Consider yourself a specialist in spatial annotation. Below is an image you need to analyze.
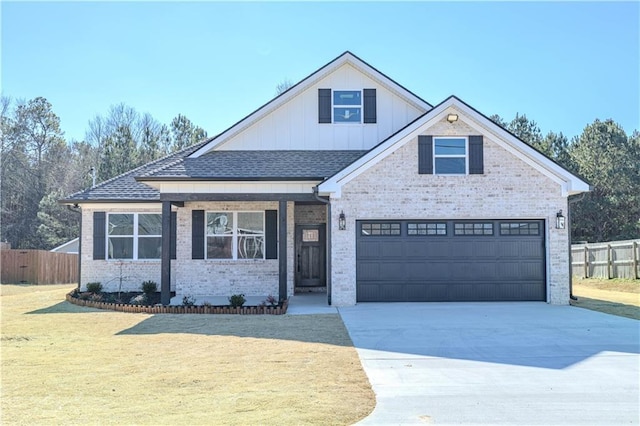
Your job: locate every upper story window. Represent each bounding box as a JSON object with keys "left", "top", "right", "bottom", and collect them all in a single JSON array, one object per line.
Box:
[
  {"left": 107, "top": 213, "right": 161, "bottom": 260},
  {"left": 333, "top": 90, "right": 362, "bottom": 123},
  {"left": 206, "top": 211, "right": 265, "bottom": 260},
  {"left": 318, "top": 88, "right": 376, "bottom": 124},
  {"left": 434, "top": 137, "right": 467, "bottom": 174}
]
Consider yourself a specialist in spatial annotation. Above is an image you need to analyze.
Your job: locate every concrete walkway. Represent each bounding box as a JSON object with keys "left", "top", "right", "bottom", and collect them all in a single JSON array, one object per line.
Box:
[
  {"left": 339, "top": 302, "right": 640, "bottom": 425},
  {"left": 286, "top": 293, "right": 337, "bottom": 315}
]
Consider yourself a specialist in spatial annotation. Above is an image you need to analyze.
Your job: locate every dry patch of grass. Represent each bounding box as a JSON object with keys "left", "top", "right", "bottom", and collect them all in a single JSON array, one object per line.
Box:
[
  {"left": 572, "top": 278, "right": 639, "bottom": 320},
  {"left": 1, "top": 284, "right": 375, "bottom": 425}
]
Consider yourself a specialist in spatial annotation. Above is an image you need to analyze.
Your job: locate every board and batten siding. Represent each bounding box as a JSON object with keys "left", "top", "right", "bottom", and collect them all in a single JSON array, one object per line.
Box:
[{"left": 216, "top": 63, "right": 425, "bottom": 151}]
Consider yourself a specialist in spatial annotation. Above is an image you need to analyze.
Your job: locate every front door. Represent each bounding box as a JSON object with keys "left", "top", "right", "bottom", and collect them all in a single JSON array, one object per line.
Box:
[{"left": 295, "top": 224, "right": 326, "bottom": 288}]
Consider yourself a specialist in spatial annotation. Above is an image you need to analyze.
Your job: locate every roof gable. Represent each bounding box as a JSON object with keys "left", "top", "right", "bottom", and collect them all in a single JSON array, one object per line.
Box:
[
  {"left": 190, "top": 51, "right": 433, "bottom": 157},
  {"left": 318, "top": 96, "right": 590, "bottom": 198}
]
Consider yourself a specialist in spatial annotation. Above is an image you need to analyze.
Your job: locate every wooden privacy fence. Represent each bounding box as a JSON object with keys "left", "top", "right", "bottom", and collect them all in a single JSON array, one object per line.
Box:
[
  {"left": 571, "top": 239, "right": 639, "bottom": 279},
  {"left": 1, "top": 249, "right": 78, "bottom": 284}
]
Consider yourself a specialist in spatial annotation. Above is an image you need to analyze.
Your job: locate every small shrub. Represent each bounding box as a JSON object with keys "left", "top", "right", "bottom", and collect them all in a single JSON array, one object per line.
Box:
[
  {"left": 264, "top": 294, "right": 278, "bottom": 307},
  {"left": 228, "top": 294, "right": 246, "bottom": 308},
  {"left": 202, "top": 301, "right": 212, "bottom": 307},
  {"left": 182, "top": 295, "right": 196, "bottom": 306},
  {"left": 141, "top": 280, "right": 158, "bottom": 295},
  {"left": 89, "top": 293, "right": 103, "bottom": 302},
  {"left": 86, "top": 282, "right": 102, "bottom": 294},
  {"left": 79, "top": 292, "right": 91, "bottom": 301},
  {"left": 129, "top": 294, "right": 147, "bottom": 305}
]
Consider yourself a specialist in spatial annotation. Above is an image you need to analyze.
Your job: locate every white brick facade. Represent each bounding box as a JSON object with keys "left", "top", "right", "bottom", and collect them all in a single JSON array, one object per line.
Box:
[{"left": 329, "top": 117, "right": 570, "bottom": 306}]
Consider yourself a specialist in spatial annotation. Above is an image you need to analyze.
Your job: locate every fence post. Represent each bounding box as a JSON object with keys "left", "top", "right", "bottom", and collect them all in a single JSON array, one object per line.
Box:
[
  {"left": 583, "top": 246, "right": 589, "bottom": 278},
  {"left": 633, "top": 241, "right": 638, "bottom": 280},
  {"left": 607, "top": 244, "right": 612, "bottom": 279}
]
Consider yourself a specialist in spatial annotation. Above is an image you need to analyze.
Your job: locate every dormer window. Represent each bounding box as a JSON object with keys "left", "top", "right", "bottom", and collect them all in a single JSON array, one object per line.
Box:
[
  {"left": 319, "top": 88, "right": 376, "bottom": 124},
  {"left": 333, "top": 91, "right": 362, "bottom": 123}
]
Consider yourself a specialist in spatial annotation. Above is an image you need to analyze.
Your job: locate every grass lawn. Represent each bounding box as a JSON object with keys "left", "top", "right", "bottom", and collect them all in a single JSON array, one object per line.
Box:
[
  {"left": 1, "top": 284, "right": 375, "bottom": 425},
  {"left": 571, "top": 277, "right": 639, "bottom": 320}
]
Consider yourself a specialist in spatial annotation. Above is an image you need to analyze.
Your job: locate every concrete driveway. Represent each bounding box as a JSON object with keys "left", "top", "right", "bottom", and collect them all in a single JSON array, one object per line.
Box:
[{"left": 339, "top": 302, "right": 639, "bottom": 425}]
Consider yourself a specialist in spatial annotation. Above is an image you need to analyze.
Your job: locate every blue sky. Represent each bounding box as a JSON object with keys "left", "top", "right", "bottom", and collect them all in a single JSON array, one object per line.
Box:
[{"left": 2, "top": 2, "right": 638, "bottom": 143}]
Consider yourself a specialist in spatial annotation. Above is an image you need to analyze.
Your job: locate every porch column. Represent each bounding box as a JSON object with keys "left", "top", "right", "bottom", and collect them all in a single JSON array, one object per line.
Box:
[
  {"left": 278, "top": 200, "right": 287, "bottom": 301},
  {"left": 161, "top": 200, "right": 172, "bottom": 305}
]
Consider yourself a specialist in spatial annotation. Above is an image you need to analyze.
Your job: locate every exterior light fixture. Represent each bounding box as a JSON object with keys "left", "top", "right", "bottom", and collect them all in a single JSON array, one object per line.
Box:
[
  {"left": 338, "top": 211, "right": 346, "bottom": 230},
  {"left": 556, "top": 210, "right": 565, "bottom": 229},
  {"left": 446, "top": 113, "right": 459, "bottom": 123}
]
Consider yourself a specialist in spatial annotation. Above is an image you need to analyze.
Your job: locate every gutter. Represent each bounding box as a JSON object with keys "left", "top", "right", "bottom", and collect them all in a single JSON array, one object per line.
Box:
[
  {"left": 568, "top": 192, "right": 588, "bottom": 300},
  {"left": 313, "top": 186, "right": 332, "bottom": 306}
]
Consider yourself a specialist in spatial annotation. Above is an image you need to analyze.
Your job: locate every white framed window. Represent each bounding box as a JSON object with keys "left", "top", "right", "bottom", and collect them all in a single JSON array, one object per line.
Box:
[
  {"left": 434, "top": 137, "right": 468, "bottom": 174},
  {"left": 107, "top": 213, "right": 162, "bottom": 260},
  {"left": 206, "top": 211, "right": 265, "bottom": 260},
  {"left": 333, "top": 90, "right": 361, "bottom": 123}
]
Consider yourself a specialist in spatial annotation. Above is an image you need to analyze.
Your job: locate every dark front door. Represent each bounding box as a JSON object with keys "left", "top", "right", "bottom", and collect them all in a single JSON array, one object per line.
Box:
[{"left": 295, "top": 224, "right": 326, "bottom": 287}]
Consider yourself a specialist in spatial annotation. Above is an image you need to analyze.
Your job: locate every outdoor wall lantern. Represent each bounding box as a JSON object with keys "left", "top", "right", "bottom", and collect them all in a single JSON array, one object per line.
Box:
[
  {"left": 556, "top": 210, "right": 565, "bottom": 229},
  {"left": 446, "top": 113, "right": 459, "bottom": 123},
  {"left": 338, "top": 211, "right": 346, "bottom": 230}
]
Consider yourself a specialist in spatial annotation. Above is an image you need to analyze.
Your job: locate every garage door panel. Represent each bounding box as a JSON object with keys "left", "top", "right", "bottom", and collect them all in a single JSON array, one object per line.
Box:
[
  {"left": 356, "top": 220, "right": 545, "bottom": 302},
  {"left": 405, "top": 240, "right": 450, "bottom": 258}
]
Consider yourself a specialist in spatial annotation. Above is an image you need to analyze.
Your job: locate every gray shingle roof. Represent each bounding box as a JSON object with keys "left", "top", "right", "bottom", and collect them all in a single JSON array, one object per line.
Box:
[
  {"left": 61, "top": 148, "right": 366, "bottom": 203},
  {"left": 139, "top": 150, "right": 367, "bottom": 181},
  {"left": 61, "top": 141, "right": 210, "bottom": 203}
]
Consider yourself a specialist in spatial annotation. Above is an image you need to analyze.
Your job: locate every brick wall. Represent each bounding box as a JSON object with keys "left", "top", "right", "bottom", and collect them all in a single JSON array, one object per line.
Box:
[
  {"left": 174, "top": 201, "right": 295, "bottom": 298},
  {"left": 80, "top": 206, "right": 171, "bottom": 292},
  {"left": 330, "top": 116, "right": 570, "bottom": 306},
  {"left": 81, "top": 201, "right": 296, "bottom": 298}
]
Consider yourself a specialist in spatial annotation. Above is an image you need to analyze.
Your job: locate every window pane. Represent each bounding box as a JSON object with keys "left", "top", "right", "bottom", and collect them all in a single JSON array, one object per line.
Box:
[
  {"left": 333, "top": 91, "right": 361, "bottom": 105},
  {"left": 238, "top": 236, "right": 264, "bottom": 259},
  {"left": 138, "top": 237, "right": 162, "bottom": 259},
  {"left": 434, "top": 138, "right": 466, "bottom": 155},
  {"left": 207, "top": 236, "right": 233, "bottom": 259},
  {"left": 138, "top": 214, "right": 162, "bottom": 236},
  {"left": 109, "top": 214, "right": 133, "bottom": 235},
  {"left": 435, "top": 158, "right": 465, "bottom": 174},
  {"left": 238, "top": 212, "right": 264, "bottom": 235},
  {"left": 334, "top": 108, "right": 361, "bottom": 122},
  {"left": 207, "top": 212, "right": 233, "bottom": 235},
  {"left": 108, "top": 237, "right": 133, "bottom": 259}
]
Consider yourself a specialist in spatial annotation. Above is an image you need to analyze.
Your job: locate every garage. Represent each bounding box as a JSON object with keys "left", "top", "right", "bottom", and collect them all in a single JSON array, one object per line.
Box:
[{"left": 356, "top": 219, "right": 546, "bottom": 302}]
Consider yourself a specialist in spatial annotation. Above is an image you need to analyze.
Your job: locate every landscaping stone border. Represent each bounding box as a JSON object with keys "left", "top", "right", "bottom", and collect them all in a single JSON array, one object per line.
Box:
[{"left": 66, "top": 292, "right": 288, "bottom": 315}]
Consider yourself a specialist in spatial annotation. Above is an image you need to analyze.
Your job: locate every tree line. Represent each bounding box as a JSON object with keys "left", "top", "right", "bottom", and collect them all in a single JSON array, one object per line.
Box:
[
  {"left": 1, "top": 96, "right": 207, "bottom": 249},
  {"left": 1, "top": 96, "right": 638, "bottom": 250}
]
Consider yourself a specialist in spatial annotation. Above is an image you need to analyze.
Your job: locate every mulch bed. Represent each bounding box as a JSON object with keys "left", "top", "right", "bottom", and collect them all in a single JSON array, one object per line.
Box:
[{"left": 66, "top": 291, "right": 288, "bottom": 315}]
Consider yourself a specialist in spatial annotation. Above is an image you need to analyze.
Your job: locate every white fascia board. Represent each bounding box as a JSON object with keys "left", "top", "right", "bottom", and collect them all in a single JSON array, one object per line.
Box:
[
  {"left": 79, "top": 202, "right": 164, "bottom": 210},
  {"left": 451, "top": 101, "right": 590, "bottom": 195},
  {"left": 318, "top": 97, "right": 590, "bottom": 198},
  {"left": 190, "top": 52, "right": 432, "bottom": 158}
]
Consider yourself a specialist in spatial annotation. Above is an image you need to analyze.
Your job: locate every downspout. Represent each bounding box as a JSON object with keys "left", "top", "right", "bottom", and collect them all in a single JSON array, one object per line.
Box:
[
  {"left": 313, "top": 186, "right": 332, "bottom": 305},
  {"left": 568, "top": 192, "right": 587, "bottom": 301},
  {"left": 67, "top": 204, "right": 82, "bottom": 290}
]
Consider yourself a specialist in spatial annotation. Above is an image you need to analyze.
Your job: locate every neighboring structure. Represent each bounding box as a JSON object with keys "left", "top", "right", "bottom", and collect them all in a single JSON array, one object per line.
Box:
[
  {"left": 50, "top": 238, "right": 79, "bottom": 254},
  {"left": 61, "top": 52, "right": 590, "bottom": 306}
]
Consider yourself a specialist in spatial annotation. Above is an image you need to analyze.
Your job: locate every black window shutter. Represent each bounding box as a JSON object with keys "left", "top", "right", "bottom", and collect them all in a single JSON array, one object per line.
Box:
[
  {"left": 363, "top": 89, "right": 377, "bottom": 123},
  {"left": 265, "top": 210, "right": 278, "bottom": 259},
  {"left": 418, "top": 135, "right": 433, "bottom": 174},
  {"left": 93, "top": 212, "right": 106, "bottom": 260},
  {"left": 170, "top": 211, "right": 177, "bottom": 260},
  {"left": 469, "top": 135, "right": 484, "bottom": 174},
  {"left": 318, "top": 89, "right": 331, "bottom": 123},
  {"left": 192, "top": 210, "right": 204, "bottom": 260}
]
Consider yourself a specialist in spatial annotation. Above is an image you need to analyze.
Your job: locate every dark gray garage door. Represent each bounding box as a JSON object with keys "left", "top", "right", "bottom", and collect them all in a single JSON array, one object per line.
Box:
[{"left": 356, "top": 220, "right": 545, "bottom": 302}]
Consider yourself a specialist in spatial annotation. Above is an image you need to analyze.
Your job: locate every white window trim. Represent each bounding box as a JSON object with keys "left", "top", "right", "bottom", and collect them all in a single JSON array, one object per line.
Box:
[
  {"left": 333, "top": 90, "right": 362, "bottom": 124},
  {"left": 433, "top": 136, "right": 469, "bottom": 175},
  {"left": 106, "top": 212, "right": 162, "bottom": 261},
  {"left": 205, "top": 211, "right": 265, "bottom": 260}
]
